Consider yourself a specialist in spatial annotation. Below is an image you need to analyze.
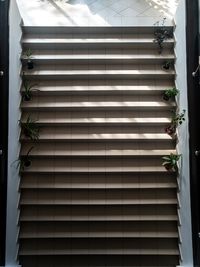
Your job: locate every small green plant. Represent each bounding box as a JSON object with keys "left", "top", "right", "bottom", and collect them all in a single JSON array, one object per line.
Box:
[
  {"left": 13, "top": 146, "right": 34, "bottom": 172},
  {"left": 24, "top": 48, "right": 33, "bottom": 58},
  {"left": 162, "top": 153, "right": 181, "bottom": 172},
  {"left": 162, "top": 60, "right": 173, "bottom": 70},
  {"left": 20, "top": 115, "right": 39, "bottom": 141},
  {"left": 153, "top": 18, "right": 173, "bottom": 54},
  {"left": 165, "top": 109, "right": 186, "bottom": 137},
  {"left": 163, "top": 87, "right": 179, "bottom": 101},
  {"left": 22, "top": 78, "right": 38, "bottom": 101},
  {"left": 23, "top": 49, "right": 34, "bottom": 69},
  {"left": 171, "top": 109, "right": 186, "bottom": 126}
]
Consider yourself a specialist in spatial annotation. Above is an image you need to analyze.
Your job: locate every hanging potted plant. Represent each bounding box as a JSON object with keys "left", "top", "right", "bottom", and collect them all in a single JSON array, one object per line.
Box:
[
  {"left": 19, "top": 146, "right": 34, "bottom": 171},
  {"left": 20, "top": 115, "right": 40, "bottom": 141},
  {"left": 163, "top": 87, "right": 179, "bottom": 101},
  {"left": 22, "top": 78, "right": 38, "bottom": 101},
  {"left": 162, "top": 60, "right": 173, "bottom": 70},
  {"left": 171, "top": 109, "right": 186, "bottom": 126},
  {"left": 23, "top": 48, "right": 34, "bottom": 69},
  {"left": 165, "top": 109, "right": 186, "bottom": 137},
  {"left": 162, "top": 153, "right": 181, "bottom": 172},
  {"left": 13, "top": 146, "right": 34, "bottom": 172},
  {"left": 153, "top": 18, "right": 173, "bottom": 54},
  {"left": 165, "top": 124, "right": 176, "bottom": 137}
]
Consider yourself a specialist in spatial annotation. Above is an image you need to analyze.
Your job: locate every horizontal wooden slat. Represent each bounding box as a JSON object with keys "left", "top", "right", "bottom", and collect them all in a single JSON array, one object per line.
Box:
[
  {"left": 21, "top": 133, "right": 172, "bottom": 142},
  {"left": 20, "top": 173, "right": 176, "bottom": 189},
  {"left": 21, "top": 118, "right": 172, "bottom": 128},
  {"left": 21, "top": 79, "right": 175, "bottom": 96},
  {"left": 18, "top": 156, "right": 172, "bottom": 171},
  {"left": 22, "top": 25, "right": 174, "bottom": 34},
  {"left": 22, "top": 38, "right": 174, "bottom": 50},
  {"left": 21, "top": 144, "right": 176, "bottom": 158},
  {"left": 20, "top": 232, "right": 178, "bottom": 239},
  {"left": 20, "top": 221, "right": 178, "bottom": 239},
  {"left": 20, "top": 141, "right": 175, "bottom": 156},
  {"left": 19, "top": 255, "right": 179, "bottom": 267},
  {"left": 20, "top": 204, "right": 178, "bottom": 222},
  {"left": 20, "top": 188, "right": 177, "bottom": 206},
  {"left": 21, "top": 102, "right": 175, "bottom": 112},
  {"left": 21, "top": 167, "right": 172, "bottom": 174},
  {"left": 23, "top": 71, "right": 175, "bottom": 81},
  {"left": 20, "top": 94, "right": 176, "bottom": 101},
  {"left": 21, "top": 54, "right": 175, "bottom": 66},
  {"left": 19, "top": 238, "right": 179, "bottom": 255}
]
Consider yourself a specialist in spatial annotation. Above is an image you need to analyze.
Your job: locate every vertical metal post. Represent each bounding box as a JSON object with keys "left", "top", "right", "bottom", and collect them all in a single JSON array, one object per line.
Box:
[
  {"left": 186, "top": 0, "right": 200, "bottom": 266},
  {"left": 0, "top": 0, "right": 9, "bottom": 265}
]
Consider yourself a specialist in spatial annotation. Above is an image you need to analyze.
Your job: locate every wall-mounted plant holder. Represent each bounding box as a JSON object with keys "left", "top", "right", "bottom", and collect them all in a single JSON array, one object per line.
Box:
[
  {"left": 23, "top": 48, "right": 34, "bottom": 69},
  {"left": 163, "top": 87, "right": 179, "bottom": 101},
  {"left": 153, "top": 18, "right": 173, "bottom": 54},
  {"left": 12, "top": 146, "right": 34, "bottom": 172},
  {"left": 20, "top": 115, "right": 40, "bottom": 141},
  {"left": 171, "top": 109, "right": 186, "bottom": 126},
  {"left": 21, "top": 73, "right": 38, "bottom": 101},
  {"left": 162, "top": 153, "right": 181, "bottom": 172},
  {"left": 162, "top": 60, "right": 174, "bottom": 71},
  {"left": 165, "top": 109, "right": 186, "bottom": 138}
]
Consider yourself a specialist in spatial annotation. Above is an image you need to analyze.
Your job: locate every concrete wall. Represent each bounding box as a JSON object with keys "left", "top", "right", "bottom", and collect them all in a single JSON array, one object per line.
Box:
[
  {"left": 6, "top": 0, "right": 22, "bottom": 266},
  {"left": 174, "top": 0, "right": 193, "bottom": 266}
]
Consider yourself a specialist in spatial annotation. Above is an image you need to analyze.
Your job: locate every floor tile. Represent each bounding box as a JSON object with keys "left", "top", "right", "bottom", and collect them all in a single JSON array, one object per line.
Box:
[
  {"left": 17, "top": 0, "right": 179, "bottom": 26},
  {"left": 138, "top": 7, "right": 164, "bottom": 17},
  {"left": 88, "top": 1, "right": 106, "bottom": 13},
  {"left": 109, "top": 0, "right": 129, "bottom": 13},
  {"left": 98, "top": 7, "right": 119, "bottom": 18},
  {"left": 119, "top": 7, "right": 141, "bottom": 17}
]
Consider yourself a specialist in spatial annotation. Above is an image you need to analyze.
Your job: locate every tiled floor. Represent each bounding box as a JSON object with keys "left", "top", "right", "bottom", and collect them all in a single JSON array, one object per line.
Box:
[{"left": 17, "top": 0, "right": 179, "bottom": 26}]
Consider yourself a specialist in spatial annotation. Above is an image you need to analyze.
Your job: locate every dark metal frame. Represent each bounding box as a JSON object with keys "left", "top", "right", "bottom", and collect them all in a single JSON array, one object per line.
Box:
[
  {"left": 0, "top": 0, "right": 199, "bottom": 265},
  {"left": 186, "top": 0, "right": 200, "bottom": 266},
  {"left": 0, "top": 0, "right": 9, "bottom": 265}
]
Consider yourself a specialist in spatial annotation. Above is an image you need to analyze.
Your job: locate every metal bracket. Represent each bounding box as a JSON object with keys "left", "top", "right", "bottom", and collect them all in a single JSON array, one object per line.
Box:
[
  {"left": 192, "top": 57, "right": 200, "bottom": 77},
  {"left": 192, "top": 65, "right": 200, "bottom": 77}
]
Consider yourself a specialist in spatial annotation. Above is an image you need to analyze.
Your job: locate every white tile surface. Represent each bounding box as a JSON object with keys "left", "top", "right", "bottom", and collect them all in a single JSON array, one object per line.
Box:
[
  {"left": 97, "top": 6, "right": 119, "bottom": 17},
  {"left": 109, "top": 0, "right": 128, "bottom": 13},
  {"left": 16, "top": 0, "right": 179, "bottom": 26},
  {"left": 120, "top": 7, "right": 140, "bottom": 17}
]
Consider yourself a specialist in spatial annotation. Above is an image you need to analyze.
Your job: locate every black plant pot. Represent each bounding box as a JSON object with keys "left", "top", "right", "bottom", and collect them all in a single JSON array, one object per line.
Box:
[
  {"left": 162, "top": 64, "right": 170, "bottom": 70},
  {"left": 164, "top": 164, "right": 177, "bottom": 173},
  {"left": 23, "top": 94, "right": 31, "bottom": 101},
  {"left": 164, "top": 164, "right": 174, "bottom": 172},
  {"left": 24, "top": 159, "right": 31, "bottom": 168},
  {"left": 163, "top": 93, "right": 170, "bottom": 101},
  {"left": 23, "top": 128, "right": 30, "bottom": 138},
  {"left": 165, "top": 164, "right": 172, "bottom": 172},
  {"left": 27, "top": 60, "right": 34, "bottom": 69}
]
